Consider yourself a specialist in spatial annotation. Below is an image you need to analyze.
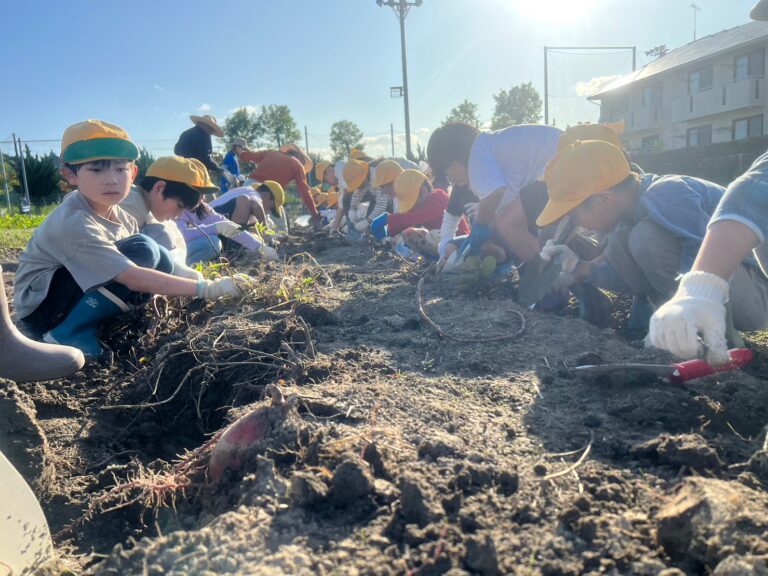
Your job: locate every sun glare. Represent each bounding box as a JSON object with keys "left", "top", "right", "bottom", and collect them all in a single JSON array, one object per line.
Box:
[{"left": 511, "top": 0, "right": 596, "bottom": 24}]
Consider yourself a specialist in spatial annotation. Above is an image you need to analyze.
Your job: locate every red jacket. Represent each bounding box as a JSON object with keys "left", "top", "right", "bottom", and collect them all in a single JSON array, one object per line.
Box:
[
  {"left": 240, "top": 150, "right": 316, "bottom": 216},
  {"left": 388, "top": 189, "right": 470, "bottom": 236}
]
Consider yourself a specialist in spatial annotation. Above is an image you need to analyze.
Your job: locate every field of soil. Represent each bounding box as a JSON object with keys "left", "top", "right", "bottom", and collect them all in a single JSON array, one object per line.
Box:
[{"left": 2, "top": 231, "right": 768, "bottom": 576}]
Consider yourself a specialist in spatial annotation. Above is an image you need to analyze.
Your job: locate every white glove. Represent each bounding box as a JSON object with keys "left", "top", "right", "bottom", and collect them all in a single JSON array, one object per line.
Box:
[
  {"left": 539, "top": 239, "right": 580, "bottom": 274},
  {"left": 215, "top": 220, "right": 243, "bottom": 239},
  {"left": 173, "top": 263, "right": 203, "bottom": 281},
  {"left": 464, "top": 202, "right": 479, "bottom": 220},
  {"left": 201, "top": 275, "right": 251, "bottom": 300},
  {"left": 354, "top": 218, "right": 370, "bottom": 233},
  {"left": 439, "top": 251, "right": 465, "bottom": 274},
  {"left": 647, "top": 271, "right": 730, "bottom": 365},
  {"left": 259, "top": 245, "right": 278, "bottom": 262}
]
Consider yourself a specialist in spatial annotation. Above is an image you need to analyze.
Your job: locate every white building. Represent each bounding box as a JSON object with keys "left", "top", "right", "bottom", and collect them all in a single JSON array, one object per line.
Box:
[{"left": 589, "top": 21, "right": 768, "bottom": 154}]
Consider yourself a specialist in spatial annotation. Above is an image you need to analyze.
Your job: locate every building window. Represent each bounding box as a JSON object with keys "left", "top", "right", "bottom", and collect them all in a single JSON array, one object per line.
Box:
[
  {"left": 687, "top": 124, "right": 712, "bottom": 146},
  {"left": 641, "top": 82, "right": 663, "bottom": 107},
  {"left": 735, "top": 49, "right": 765, "bottom": 81},
  {"left": 688, "top": 65, "right": 713, "bottom": 93},
  {"left": 733, "top": 114, "right": 764, "bottom": 140},
  {"left": 641, "top": 134, "right": 661, "bottom": 152}
]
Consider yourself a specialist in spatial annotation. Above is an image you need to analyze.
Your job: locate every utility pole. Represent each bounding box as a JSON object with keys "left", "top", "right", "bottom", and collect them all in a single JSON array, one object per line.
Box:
[
  {"left": 691, "top": 3, "right": 701, "bottom": 41},
  {"left": 0, "top": 146, "right": 10, "bottom": 213},
  {"left": 390, "top": 123, "right": 395, "bottom": 156},
  {"left": 12, "top": 134, "right": 30, "bottom": 213},
  {"left": 377, "top": 0, "right": 422, "bottom": 161},
  {"left": 304, "top": 125, "right": 309, "bottom": 156}
]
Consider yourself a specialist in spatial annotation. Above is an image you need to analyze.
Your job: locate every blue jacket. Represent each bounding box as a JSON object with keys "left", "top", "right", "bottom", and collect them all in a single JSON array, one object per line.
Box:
[{"left": 220, "top": 150, "right": 240, "bottom": 192}]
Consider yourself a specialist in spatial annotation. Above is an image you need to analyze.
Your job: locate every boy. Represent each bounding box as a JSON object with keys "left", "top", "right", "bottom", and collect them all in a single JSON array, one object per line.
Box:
[
  {"left": 119, "top": 155, "right": 217, "bottom": 279},
  {"left": 427, "top": 122, "right": 562, "bottom": 263},
  {"left": 14, "top": 120, "right": 249, "bottom": 358},
  {"left": 370, "top": 170, "right": 469, "bottom": 257},
  {"left": 208, "top": 181, "right": 285, "bottom": 230},
  {"left": 536, "top": 140, "right": 768, "bottom": 333}
]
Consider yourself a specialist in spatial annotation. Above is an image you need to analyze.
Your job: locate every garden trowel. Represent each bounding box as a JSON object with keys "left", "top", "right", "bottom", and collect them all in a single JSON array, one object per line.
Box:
[
  {"left": 574, "top": 348, "right": 753, "bottom": 383},
  {"left": 518, "top": 216, "right": 576, "bottom": 307}
]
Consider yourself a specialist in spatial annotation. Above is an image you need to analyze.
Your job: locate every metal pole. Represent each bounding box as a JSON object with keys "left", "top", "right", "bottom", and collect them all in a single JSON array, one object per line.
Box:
[
  {"left": 391, "top": 123, "right": 395, "bottom": 156},
  {"left": 15, "top": 136, "right": 31, "bottom": 213},
  {"left": 544, "top": 47, "right": 549, "bottom": 125},
  {"left": 398, "top": 2, "right": 413, "bottom": 160},
  {"left": 0, "top": 146, "right": 11, "bottom": 214},
  {"left": 632, "top": 46, "right": 637, "bottom": 71},
  {"left": 304, "top": 125, "right": 309, "bottom": 155}
]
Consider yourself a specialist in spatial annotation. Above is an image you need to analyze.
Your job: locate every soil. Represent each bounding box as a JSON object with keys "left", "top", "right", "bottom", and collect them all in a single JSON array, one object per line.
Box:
[{"left": 1, "top": 231, "right": 768, "bottom": 576}]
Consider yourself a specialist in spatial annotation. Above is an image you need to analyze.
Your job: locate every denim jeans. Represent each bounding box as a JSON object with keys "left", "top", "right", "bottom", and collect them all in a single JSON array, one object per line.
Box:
[
  {"left": 186, "top": 235, "right": 222, "bottom": 265},
  {"left": 20, "top": 234, "right": 173, "bottom": 336}
]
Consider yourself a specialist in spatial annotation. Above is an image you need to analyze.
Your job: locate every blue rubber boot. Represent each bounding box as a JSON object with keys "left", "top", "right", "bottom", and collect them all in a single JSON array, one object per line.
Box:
[{"left": 43, "top": 288, "right": 130, "bottom": 358}]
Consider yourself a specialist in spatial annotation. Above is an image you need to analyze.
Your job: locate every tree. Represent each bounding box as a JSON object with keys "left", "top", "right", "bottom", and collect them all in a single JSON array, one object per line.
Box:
[
  {"left": 645, "top": 45, "right": 669, "bottom": 59},
  {"left": 16, "top": 147, "right": 61, "bottom": 205},
  {"left": 329, "top": 120, "right": 364, "bottom": 161},
  {"left": 223, "top": 107, "right": 264, "bottom": 148},
  {"left": 257, "top": 105, "right": 301, "bottom": 149},
  {"left": 444, "top": 99, "right": 481, "bottom": 128},
  {"left": 135, "top": 147, "right": 155, "bottom": 180},
  {"left": 491, "top": 82, "right": 543, "bottom": 130}
]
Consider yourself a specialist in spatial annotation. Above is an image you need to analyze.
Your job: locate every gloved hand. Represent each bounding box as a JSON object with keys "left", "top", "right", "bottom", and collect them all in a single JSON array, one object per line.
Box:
[
  {"left": 201, "top": 275, "right": 252, "bottom": 300},
  {"left": 370, "top": 213, "right": 389, "bottom": 241},
  {"left": 354, "top": 218, "right": 370, "bottom": 233},
  {"left": 540, "top": 240, "right": 581, "bottom": 289},
  {"left": 460, "top": 222, "right": 492, "bottom": 256},
  {"left": 464, "top": 202, "right": 479, "bottom": 221},
  {"left": 647, "top": 271, "right": 731, "bottom": 365},
  {"left": 259, "top": 245, "right": 279, "bottom": 262},
  {"left": 439, "top": 250, "right": 464, "bottom": 274},
  {"left": 215, "top": 220, "right": 243, "bottom": 239}
]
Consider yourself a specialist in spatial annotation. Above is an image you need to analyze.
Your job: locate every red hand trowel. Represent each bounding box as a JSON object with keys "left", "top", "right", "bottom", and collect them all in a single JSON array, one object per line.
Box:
[{"left": 574, "top": 348, "right": 753, "bottom": 383}]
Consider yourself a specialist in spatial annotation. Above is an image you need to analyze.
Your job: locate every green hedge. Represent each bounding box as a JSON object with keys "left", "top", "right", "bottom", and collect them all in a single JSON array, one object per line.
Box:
[{"left": 633, "top": 135, "right": 768, "bottom": 185}]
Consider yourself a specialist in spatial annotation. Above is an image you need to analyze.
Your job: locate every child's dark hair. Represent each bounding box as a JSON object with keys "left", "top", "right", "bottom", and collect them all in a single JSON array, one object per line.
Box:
[
  {"left": 256, "top": 183, "right": 273, "bottom": 196},
  {"left": 64, "top": 159, "right": 131, "bottom": 174},
  {"left": 140, "top": 176, "right": 202, "bottom": 209},
  {"left": 426, "top": 123, "right": 480, "bottom": 175}
]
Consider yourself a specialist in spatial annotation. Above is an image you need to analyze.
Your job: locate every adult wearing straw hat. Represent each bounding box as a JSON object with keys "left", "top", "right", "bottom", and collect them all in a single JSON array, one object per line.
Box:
[{"left": 174, "top": 114, "right": 225, "bottom": 173}]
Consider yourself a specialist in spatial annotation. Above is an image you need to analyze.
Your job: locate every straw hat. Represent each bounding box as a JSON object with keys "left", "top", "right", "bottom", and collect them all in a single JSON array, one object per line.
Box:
[
  {"left": 190, "top": 115, "right": 224, "bottom": 138},
  {"left": 280, "top": 143, "right": 313, "bottom": 174}
]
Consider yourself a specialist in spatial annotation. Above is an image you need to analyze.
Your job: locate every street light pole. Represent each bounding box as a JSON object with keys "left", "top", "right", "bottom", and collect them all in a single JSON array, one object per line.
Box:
[{"left": 377, "top": 0, "right": 422, "bottom": 160}]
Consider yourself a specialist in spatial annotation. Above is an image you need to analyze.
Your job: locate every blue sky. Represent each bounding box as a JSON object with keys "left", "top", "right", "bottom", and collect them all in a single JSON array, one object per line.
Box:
[{"left": 0, "top": 0, "right": 758, "bottom": 160}]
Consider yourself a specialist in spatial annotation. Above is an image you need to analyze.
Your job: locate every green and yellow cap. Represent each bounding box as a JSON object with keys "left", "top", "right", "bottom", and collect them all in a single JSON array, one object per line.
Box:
[{"left": 61, "top": 119, "right": 139, "bottom": 165}]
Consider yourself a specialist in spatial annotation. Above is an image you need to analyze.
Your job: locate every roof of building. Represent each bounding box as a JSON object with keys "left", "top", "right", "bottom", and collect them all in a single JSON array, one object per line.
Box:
[{"left": 589, "top": 20, "right": 768, "bottom": 99}]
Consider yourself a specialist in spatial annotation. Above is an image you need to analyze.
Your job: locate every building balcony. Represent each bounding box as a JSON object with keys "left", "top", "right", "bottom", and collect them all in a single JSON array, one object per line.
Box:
[{"left": 671, "top": 77, "right": 765, "bottom": 122}]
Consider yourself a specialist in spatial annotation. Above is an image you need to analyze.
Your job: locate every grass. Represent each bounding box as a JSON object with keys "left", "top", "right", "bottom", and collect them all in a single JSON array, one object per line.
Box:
[
  {"left": 0, "top": 209, "right": 55, "bottom": 251},
  {"left": 0, "top": 228, "right": 35, "bottom": 250}
]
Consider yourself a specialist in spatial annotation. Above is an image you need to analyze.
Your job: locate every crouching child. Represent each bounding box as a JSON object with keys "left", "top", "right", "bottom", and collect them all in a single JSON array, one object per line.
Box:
[{"left": 14, "top": 120, "right": 251, "bottom": 359}]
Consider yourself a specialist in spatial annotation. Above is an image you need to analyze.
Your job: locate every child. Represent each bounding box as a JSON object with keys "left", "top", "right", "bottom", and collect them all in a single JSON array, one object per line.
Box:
[
  {"left": 344, "top": 159, "right": 389, "bottom": 235},
  {"left": 220, "top": 137, "right": 249, "bottom": 193},
  {"left": 14, "top": 120, "right": 249, "bottom": 358},
  {"left": 370, "top": 170, "right": 469, "bottom": 257},
  {"left": 315, "top": 161, "right": 337, "bottom": 189},
  {"left": 176, "top": 198, "right": 278, "bottom": 265},
  {"left": 536, "top": 140, "right": 768, "bottom": 334},
  {"left": 427, "top": 123, "right": 562, "bottom": 264},
  {"left": 208, "top": 181, "right": 285, "bottom": 230},
  {"left": 240, "top": 144, "right": 322, "bottom": 230},
  {"left": 119, "top": 155, "right": 217, "bottom": 280}
]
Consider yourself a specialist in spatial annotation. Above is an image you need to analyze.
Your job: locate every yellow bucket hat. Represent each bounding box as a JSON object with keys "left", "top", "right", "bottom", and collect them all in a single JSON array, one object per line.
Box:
[
  {"left": 253, "top": 180, "right": 285, "bottom": 217},
  {"left": 343, "top": 159, "right": 369, "bottom": 192},
  {"left": 61, "top": 119, "right": 139, "bottom": 165},
  {"left": 348, "top": 148, "right": 370, "bottom": 161},
  {"left": 190, "top": 114, "right": 224, "bottom": 138},
  {"left": 394, "top": 169, "right": 428, "bottom": 213},
  {"left": 373, "top": 159, "right": 404, "bottom": 188},
  {"left": 315, "top": 161, "right": 331, "bottom": 183},
  {"left": 537, "top": 140, "right": 630, "bottom": 227},
  {"left": 146, "top": 156, "right": 219, "bottom": 193},
  {"left": 558, "top": 122, "right": 624, "bottom": 151},
  {"left": 326, "top": 188, "right": 340, "bottom": 208}
]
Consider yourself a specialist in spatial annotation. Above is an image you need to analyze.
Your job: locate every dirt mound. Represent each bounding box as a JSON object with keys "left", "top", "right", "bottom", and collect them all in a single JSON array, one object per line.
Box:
[{"left": 4, "top": 234, "right": 768, "bottom": 575}]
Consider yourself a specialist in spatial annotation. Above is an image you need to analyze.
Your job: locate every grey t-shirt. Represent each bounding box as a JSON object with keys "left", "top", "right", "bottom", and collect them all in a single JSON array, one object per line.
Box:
[{"left": 14, "top": 191, "right": 138, "bottom": 319}]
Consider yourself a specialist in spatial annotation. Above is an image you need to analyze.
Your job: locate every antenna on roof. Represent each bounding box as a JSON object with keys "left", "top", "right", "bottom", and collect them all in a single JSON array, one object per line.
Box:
[{"left": 691, "top": 3, "right": 701, "bottom": 41}]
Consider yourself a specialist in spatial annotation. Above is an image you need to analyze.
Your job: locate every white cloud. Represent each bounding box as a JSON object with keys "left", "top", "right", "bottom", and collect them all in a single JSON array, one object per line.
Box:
[
  {"left": 197, "top": 103, "right": 212, "bottom": 112},
  {"left": 572, "top": 75, "right": 624, "bottom": 97},
  {"left": 153, "top": 84, "right": 163, "bottom": 91},
  {"left": 227, "top": 105, "right": 260, "bottom": 116}
]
